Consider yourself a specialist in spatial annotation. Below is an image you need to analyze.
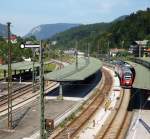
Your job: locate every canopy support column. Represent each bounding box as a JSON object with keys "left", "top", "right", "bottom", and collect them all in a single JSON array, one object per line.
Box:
[
  {"left": 19, "top": 70, "right": 22, "bottom": 83},
  {"left": 14, "top": 70, "right": 16, "bottom": 75},
  {"left": 4, "top": 70, "right": 6, "bottom": 81},
  {"left": 58, "top": 82, "right": 63, "bottom": 100}
]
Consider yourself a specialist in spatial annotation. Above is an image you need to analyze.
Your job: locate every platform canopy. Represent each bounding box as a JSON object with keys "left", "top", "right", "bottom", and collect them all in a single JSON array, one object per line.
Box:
[
  {"left": 0, "top": 61, "right": 52, "bottom": 71},
  {"left": 131, "top": 57, "right": 150, "bottom": 69},
  {"left": 127, "top": 61, "right": 150, "bottom": 90},
  {"left": 139, "top": 57, "right": 150, "bottom": 63},
  {"left": 44, "top": 57, "right": 102, "bottom": 82}
]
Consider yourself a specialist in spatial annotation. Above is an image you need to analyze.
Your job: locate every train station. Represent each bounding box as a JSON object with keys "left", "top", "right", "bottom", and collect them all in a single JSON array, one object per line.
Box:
[{"left": 0, "top": 2, "right": 150, "bottom": 139}]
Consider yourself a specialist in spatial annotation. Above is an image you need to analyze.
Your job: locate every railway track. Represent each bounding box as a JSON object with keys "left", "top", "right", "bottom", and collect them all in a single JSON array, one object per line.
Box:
[
  {"left": 0, "top": 81, "right": 58, "bottom": 114},
  {"left": 95, "top": 89, "right": 131, "bottom": 139},
  {"left": 0, "top": 83, "right": 39, "bottom": 106},
  {"left": 0, "top": 83, "right": 31, "bottom": 99},
  {"left": 51, "top": 68, "right": 113, "bottom": 139}
]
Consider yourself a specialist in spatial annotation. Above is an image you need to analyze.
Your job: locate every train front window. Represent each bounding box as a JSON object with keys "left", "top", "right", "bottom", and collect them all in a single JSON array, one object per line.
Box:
[
  {"left": 124, "top": 76, "right": 131, "bottom": 80},
  {"left": 124, "top": 73, "right": 132, "bottom": 80}
]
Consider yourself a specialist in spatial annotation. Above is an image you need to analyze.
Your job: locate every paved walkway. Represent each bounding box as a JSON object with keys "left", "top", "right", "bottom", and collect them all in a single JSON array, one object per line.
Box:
[{"left": 0, "top": 99, "right": 78, "bottom": 139}]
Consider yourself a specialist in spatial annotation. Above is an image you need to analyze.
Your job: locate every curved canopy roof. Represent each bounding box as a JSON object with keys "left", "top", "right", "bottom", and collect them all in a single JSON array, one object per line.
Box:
[
  {"left": 44, "top": 57, "right": 102, "bottom": 82},
  {"left": 0, "top": 61, "right": 52, "bottom": 70}
]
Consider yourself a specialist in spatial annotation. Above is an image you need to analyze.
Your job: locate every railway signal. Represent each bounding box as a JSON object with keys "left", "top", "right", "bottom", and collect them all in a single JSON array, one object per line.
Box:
[
  {"left": 21, "top": 42, "right": 46, "bottom": 139},
  {"left": 20, "top": 43, "right": 40, "bottom": 93}
]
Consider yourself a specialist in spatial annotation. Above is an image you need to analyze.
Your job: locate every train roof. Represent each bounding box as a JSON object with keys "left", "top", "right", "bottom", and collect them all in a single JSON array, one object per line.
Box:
[{"left": 114, "top": 60, "right": 125, "bottom": 65}]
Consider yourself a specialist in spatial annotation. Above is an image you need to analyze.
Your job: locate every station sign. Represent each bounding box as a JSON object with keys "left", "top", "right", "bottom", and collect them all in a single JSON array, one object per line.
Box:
[{"left": 20, "top": 44, "right": 40, "bottom": 48}]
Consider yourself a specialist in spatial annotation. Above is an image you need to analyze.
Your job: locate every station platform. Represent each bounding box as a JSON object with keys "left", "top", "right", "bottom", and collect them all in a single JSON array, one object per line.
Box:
[
  {"left": 126, "top": 110, "right": 150, "bottom": 139},
  {"left": 127, "top": 61, "right": 150, "bottom": 90},
  {"left": 44, "top": 57, "right": 102, "bottom": 81}
]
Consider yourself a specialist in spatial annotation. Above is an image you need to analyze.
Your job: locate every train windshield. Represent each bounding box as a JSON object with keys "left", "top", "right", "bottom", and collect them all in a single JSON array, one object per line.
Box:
[{"left": 124, "top": 73, "right": 132, "bottom": 79}]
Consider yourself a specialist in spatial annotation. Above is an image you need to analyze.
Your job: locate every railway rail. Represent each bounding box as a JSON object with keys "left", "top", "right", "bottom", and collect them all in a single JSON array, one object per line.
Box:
[
  {"left": 0, "top": 81, "right": 58, "bottom": 114},
  {"left": 0, "top": 83, "right": 39, "bottom": 106},
  {"left": 51, "top": 68, "right": 113, "bottom": 139},
  {"left": 95, "top": 89, "right": 131, "bottom": 139}
]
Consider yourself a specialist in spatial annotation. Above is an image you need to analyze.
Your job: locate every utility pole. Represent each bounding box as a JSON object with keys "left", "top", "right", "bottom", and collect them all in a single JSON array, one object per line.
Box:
[
  {"left": 75, "top": 41, "right": 78, "bottom": 70},
  {"left": 139, "top": 42, "right": 141, "bottom": 58},
  {"left": 87, "top": 43, "right": 90, "bottom": 64},
  {"left": 59, "top": 50, "right": 63, "bottom": 69},
  {"left": 39, "top": 41, "right": 45, "bottom": 139},
  {"left": 7, "top": 22, "right": 13, "bottom": 129},
  {"left": 107, "top": 41, "right": 110, "bottom": 63},
  {"left": 97, "top": 40, "right": 100, "bottom": 58},
  {"left": 121, "top": 40, "right": 124, "bottom": 58}
]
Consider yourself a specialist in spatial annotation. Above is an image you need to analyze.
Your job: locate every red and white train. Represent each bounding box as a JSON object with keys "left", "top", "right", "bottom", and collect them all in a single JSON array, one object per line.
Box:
[{"left": 115, "top": 61, "right": 135, "bottom": 88}]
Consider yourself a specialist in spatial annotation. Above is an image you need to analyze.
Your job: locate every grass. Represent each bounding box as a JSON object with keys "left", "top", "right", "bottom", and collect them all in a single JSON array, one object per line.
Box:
[
  {"left": 44, "top": 63, "right": 56, "bottom": 73},
  {"left": 59, "top": 112, "right": 76, "bottom": 128},
  {"left": 62, "top": 55, "right": 75, "bottom": 63}
]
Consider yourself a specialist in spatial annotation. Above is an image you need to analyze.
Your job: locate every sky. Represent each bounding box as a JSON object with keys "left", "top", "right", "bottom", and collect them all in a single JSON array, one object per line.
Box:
[{"left": 0, "top": 0, "right": 150, "bottom": 36}]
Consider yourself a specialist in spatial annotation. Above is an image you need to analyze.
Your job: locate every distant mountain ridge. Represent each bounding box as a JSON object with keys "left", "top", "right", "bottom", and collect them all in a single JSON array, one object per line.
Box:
[
  {"left": 112, "top": 15, "right": 128, "bottom": 22},
  {"left": 50, "top": 15, "right": 128, "bottom": 49},
  {"left": 24, "top": 23, "right": 80, "bottom": 40}
]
